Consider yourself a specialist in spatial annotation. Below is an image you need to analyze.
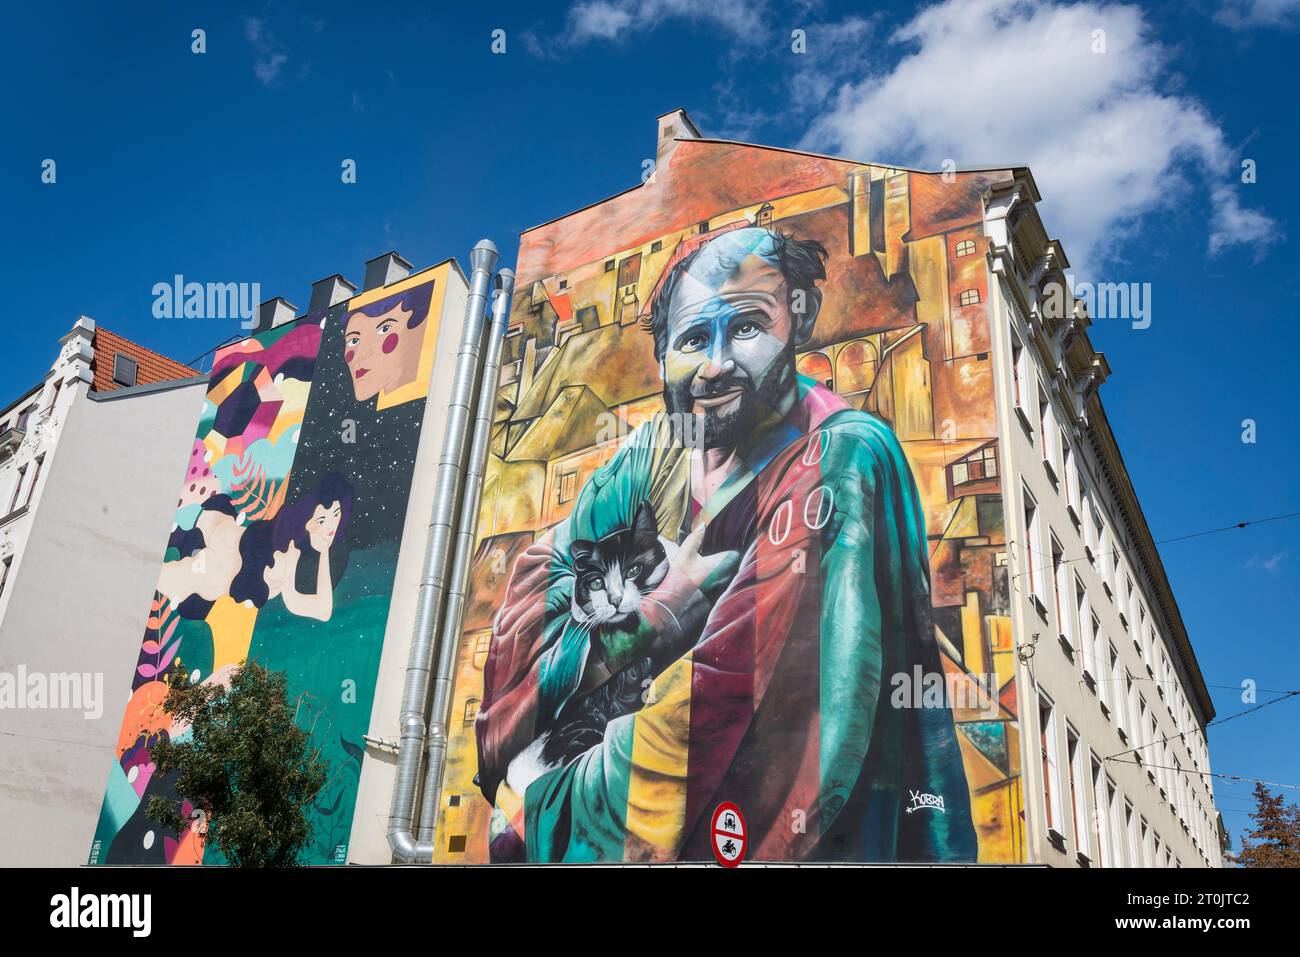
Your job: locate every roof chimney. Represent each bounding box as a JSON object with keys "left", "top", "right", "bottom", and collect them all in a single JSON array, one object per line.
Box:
[
  {"left": 363, "top": 251, "right": 413, "bottom": 291},
  {"left": 257, "top": 297, "right": 298, "bottom": 332},
  {"left": 655, "top": 108, "right": 701, "bottom": 170},
  {"left": 309, "top": 274, "right": 358, "bottom": 313}
]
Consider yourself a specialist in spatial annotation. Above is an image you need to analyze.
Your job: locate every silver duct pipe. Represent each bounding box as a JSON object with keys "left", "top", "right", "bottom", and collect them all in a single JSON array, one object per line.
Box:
[
  {"left": 416, "top": 266, "right": 515, "bottom": 843},
  {"left": 387, "top": 239, "right": 498, "bottom": 863}
]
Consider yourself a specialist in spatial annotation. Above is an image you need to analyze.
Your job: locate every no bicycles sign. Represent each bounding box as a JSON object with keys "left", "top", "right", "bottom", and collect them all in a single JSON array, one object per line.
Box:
[{"left": 711, "top": 802, "right": 747, "bottom": 868}]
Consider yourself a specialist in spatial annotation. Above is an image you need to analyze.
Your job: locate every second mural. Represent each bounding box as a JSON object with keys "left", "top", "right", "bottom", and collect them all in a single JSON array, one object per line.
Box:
[{"left": 89, "top": 270, "right": 447, "bottom": 865}]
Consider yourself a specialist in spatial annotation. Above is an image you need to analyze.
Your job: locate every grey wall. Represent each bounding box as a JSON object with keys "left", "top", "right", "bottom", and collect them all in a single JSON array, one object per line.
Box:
[{"left": 0, "top": 378, "right": 205, "bottom": 866}]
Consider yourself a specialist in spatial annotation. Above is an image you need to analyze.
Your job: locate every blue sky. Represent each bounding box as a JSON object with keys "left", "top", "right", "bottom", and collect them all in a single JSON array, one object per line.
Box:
[{"left": 2, "top": 0, "right": 1296, "bottom": 852}]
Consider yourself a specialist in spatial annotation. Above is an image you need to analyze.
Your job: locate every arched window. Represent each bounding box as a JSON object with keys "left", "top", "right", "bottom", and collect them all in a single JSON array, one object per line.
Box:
[
  {"left": 835, "top": 339, "right": 879, "bottom": 395},
  {"left": 796, "top": 351, "right": 833, "bottom": 390},
  {"left": 958, "top": 288, "right": 981, "bottom": 306},
  {"left": 955, "top": 239, "right": 976, "bottom": 257},
  {"left": 463, "top": 697, "right": 480, "bottom": 725}
]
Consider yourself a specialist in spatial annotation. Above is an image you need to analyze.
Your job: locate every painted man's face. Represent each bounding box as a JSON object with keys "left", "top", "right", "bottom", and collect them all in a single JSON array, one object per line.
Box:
[
  {"left": 661, "top": 239, "right": 806, "bottom": 451},
  {"left": 343, "top": 300, "right": 426, "bottom": 402}
]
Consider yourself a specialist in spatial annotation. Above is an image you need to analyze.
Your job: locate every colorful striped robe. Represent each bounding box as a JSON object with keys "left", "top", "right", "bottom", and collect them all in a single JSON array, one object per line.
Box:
[{"left": 476, "top": 379, "right": 977, "bottom": 863}]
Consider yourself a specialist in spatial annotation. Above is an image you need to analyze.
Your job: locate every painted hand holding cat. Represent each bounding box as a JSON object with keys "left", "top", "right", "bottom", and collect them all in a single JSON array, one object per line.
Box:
[{"left": 600, "top": 523, "right": 739, "bottom": 672}]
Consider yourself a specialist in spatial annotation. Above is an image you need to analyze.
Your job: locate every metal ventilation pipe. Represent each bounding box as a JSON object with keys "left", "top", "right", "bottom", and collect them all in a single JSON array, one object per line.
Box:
[
  {"left": 417, "top": 267, "right": 515, "bottom": 843},
  {"left": 387, "top": 239, "right": 498, "bottom": 863}
]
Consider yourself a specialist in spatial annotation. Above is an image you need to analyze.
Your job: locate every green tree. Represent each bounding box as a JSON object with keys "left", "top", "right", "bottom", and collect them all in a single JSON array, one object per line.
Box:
[
  {"left": 1228, "top": 781, "right": 1300, "bottom": 868},
  {"left": 147, "top": 660, "right": 328, "bottom": 867}
]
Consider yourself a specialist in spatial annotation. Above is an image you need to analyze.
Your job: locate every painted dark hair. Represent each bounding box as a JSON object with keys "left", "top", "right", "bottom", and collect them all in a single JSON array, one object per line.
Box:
[
  {"left": 169, "top": 494, "right": 239, "bottom": 560},
  {"left": 644, "top": 228, "right": 828, "bottom": 361},
  {"left": 347, "top": 281, "right": 434, "bottom": 331},
  {"left": 228, "top": 472, "right": 355, "bottom": 608}
]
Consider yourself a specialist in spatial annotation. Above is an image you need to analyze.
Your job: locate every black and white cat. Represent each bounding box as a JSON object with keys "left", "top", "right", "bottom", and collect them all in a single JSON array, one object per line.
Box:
[
  {"left": 506, "top": 500, "right": 680, "bottom": 791},
  {"left": 567, "top": 499, "right": 674, "bottom": 631}
]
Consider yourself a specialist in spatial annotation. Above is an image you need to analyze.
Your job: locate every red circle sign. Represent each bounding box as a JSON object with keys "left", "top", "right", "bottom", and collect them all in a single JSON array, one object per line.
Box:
[{"left": 710, "top": 802, "right": 747, "bottom": 867}]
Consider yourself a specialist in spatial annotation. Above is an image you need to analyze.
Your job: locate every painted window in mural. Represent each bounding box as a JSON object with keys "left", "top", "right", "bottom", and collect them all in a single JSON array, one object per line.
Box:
[
  {"left": 88, "top": 270, "right": 447, "bottom": 865},
  {"left": 436, "top": 146, "right": 1025, "bottom": 864}
]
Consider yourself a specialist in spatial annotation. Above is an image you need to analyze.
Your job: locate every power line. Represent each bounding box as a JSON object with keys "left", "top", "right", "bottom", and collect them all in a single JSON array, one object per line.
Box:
[
  {"left": 1011, "top": 508, "right": 1300, "bottom": 584},
  {"left": 1106, "top": 757, "right": 1300, "bottom": 793},
  {"left": 1106, "top": 690, "right": 1300, "bottom": 762}
]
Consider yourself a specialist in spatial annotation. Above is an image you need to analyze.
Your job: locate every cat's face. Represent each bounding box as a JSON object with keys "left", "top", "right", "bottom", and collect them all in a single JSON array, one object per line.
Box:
[{"left": 569, "top": 501, "right": 668, "bottom": 630}]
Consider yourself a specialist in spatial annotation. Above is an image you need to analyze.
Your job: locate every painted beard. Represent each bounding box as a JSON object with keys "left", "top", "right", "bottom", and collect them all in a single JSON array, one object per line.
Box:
[{"left": 665, "top": 343, "right": 796, "bottom": 450}]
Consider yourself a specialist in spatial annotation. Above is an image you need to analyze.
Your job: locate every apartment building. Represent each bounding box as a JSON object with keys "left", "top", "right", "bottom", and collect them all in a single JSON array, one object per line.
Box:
[
  {"left": 427, "top": 111, "right": 1223, "bottom": 866},
  {"left": 985, "top": 180, "right": 1225, "bottom": 867},
  {"left": 0, "top": 317, "right": 205, "bottom": 866}
]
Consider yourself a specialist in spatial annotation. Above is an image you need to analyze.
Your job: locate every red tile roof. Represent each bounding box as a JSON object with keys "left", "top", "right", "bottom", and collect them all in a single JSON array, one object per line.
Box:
[{"left": 91, "top": 328, "right": 198, "bottom": 394}]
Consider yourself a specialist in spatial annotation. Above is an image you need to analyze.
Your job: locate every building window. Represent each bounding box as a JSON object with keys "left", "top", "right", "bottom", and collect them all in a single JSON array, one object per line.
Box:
[
  {"left": 1125, "top": 801, "right": 1139, "bottom": 867},
  {"left": 949, "top": 442, "right": 998, "bottom": 491},
  {"left": 463, "top": 697, "right": 480, "bottom": 726},
  {"left": 1011, "top": 329, "right": 1031, "bottom": 423},
  {"left": 955, "top": 239, "right": 976, "bottom": 257},
  {"left": 447, "top": 835, "right": 467, "bottom": 853},
  {"left": 1072, "top": 576, "right": 1088, "bottom": 661},
  {"left": 1039, "top": 693, "right": 1064, "bottom": 841},
  {"left": 650, "top": 240, "right": 663, "bottom": 253},
  {"left": 23, "top": 455, "right": 43, "bottom": 510},
  {"left": 557, "top": 470, "right": 578, "bottom": 505},
  {"left": 45, "top": 379, "right": 61, "bottom": 412},
  {"left": 958, "top": 288, "right": 980, "bottom": 306},
  {"left": 7, "top": 465, "right": 27, "bottom": 515},
  {"left": 1039, "top": 388, "right": 1059, "bottom": 481},
  {"left": 1067, "top": 726, "right": 1089, "bottom": 860},
  {"left": 558, "top": 278, "right": 568, "bottom": 290},
  {"left": 16, "top": 405, "right": 36, "bottom": 432},
  {"left": 0, "top": 557, "right": 10, "bottom": 600},
  {"left": 604, "top": 259, "right": 615, "bottom": 272},
  {"left": 617, "top": 254, "right": 642, "bottom": 288},
  {"left": 1119, "top": 670, "right": 1133, "bottom": 741},
  {"left": 471, "top": 630, "right": 492, "bottom": 670},
  {"left": 1023, "top": 485, "right": 1045, "bottom": 610},
  {"left": 1052, "top": 534, "right": 1070, "bottom": 648},
  {"left": 113, "top": 353, "right": 138, "bottom": 387},
  {"left": 1103, "top": 641, "right": 1118, "bottom": 714}
]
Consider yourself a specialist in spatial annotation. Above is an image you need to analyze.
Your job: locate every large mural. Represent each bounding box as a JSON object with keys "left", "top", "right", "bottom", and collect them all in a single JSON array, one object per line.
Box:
[
  {"left": 435, "top": 142, "right": 1025, "bottom": 863},
  {"left": 89, "top": 268, "right": 449, "bottom": 865}
]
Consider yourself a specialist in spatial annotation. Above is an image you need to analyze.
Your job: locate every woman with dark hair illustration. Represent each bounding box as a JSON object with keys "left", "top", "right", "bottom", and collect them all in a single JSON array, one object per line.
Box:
[
  {"left": 159, "top": 472, "right": 355, "bottom": 623},
  {"left": 342, "top": 281, "right": 435, "bottom": 409}
]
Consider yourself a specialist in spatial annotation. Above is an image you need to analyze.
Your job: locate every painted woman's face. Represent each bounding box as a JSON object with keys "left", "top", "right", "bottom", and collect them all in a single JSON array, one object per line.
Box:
[
  {"left": 306, "top": 500, "right": 343, "bottom": 552},
  {"left": 343, "top": 300, "right": 427, "bottom": 402}
]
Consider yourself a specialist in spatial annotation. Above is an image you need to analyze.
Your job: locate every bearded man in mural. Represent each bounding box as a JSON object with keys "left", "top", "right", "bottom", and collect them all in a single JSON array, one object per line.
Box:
[{"left": 475, "top": 225, "right": 977, "bottom": 863}]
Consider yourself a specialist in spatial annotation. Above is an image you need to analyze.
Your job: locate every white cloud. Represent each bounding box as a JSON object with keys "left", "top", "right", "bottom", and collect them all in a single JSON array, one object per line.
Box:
[
  {"left": 1247, "top": 550, "right": 1290, "bottom": 572},
  {"left": 799, "top": 0, "right": 1278, "bottom": 270},
  {"left": 564, "top": 0, "right": 768, "bottom": 45},
  {"left": 244, "top": 17, "right": 289, "bottom": 87},
  {"left": 1216, "top": 0, "right": 1300, "bottom": 28}
]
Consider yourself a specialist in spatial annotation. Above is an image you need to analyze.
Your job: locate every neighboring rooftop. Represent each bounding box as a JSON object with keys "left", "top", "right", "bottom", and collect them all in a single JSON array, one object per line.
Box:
[{"left": 88, "top": 326, "right": 197, "bottom": 394}]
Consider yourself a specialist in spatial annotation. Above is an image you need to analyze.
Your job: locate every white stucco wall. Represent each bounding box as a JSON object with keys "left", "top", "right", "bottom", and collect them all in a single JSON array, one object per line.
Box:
[
  {"left": 0, "top": 376, "right": 205, "bottom": 866},
  {"left": 348, "top": 264, "right": 470, "bottom": 864}
]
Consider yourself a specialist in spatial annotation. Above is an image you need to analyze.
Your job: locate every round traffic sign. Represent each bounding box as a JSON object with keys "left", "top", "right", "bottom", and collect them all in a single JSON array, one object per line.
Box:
[{"left": 710, "top": 802, "right": 747, "bottom": 867}]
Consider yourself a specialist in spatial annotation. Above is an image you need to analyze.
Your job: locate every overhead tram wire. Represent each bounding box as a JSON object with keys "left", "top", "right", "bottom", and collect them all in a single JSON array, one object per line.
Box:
[{"left": 1010, "top": 508, "right": 1300, "bottom": 585}]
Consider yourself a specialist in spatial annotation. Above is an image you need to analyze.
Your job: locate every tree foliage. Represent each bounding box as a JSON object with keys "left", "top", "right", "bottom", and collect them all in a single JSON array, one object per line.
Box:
[
  {"left": 1228, "top": 781, "right": 1300, "bottom": 868},
  {"left": 146, "top": 660, "right": 328, "bottom": 867}
]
